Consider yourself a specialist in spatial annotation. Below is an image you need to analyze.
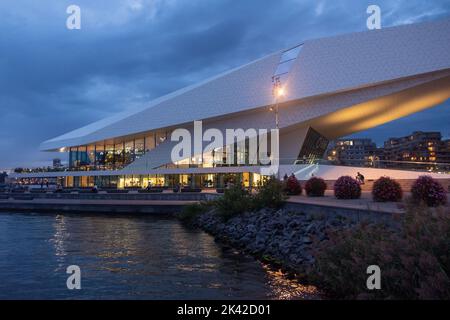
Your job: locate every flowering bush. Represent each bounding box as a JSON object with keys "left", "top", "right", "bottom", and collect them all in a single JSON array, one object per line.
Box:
[
  {"left": 334, "top": 176, "right": 361, "bottom": 199},
  {"left": 411, "top": 175, "right": 447, "bottom": 207},
  {"left": 305, "top": 177, "right": 327, "bottom": 197},
  {"left": 285, "top": 174, "right": 302, "bottom": 195},
  {"left": 372, "top": 176, "right": 403, "bottom": 202}
]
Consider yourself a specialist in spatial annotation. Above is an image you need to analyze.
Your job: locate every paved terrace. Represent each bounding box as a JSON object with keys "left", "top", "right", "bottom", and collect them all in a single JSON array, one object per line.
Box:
[{"left": 288, "top": 191, "right": 408, "bottom": 214}]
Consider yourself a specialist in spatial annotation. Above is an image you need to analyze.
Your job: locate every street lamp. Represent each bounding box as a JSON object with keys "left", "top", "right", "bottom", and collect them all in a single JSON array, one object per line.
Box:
[
  {"left": 271, "top": 76, "right": 285, "bottom": 130},
  {"left": 270, "top": 76, "right": 285, "bottom": 179},
  {"left": 276, "top": 87, "right": 285, "bottom": 98}
]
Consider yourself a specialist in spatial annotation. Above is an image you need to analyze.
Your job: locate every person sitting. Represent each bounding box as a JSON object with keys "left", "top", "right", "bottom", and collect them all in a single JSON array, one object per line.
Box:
[
  {"left": 356, "top": 172, "right": 365, "bottom": 185},
  {"left": 91, "top": 185, "right": 98, "bottom": 193}
]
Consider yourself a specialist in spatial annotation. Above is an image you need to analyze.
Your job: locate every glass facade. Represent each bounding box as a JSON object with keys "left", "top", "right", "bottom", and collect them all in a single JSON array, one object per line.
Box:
[
  {"left": 68, "top": 132, "right": 169, "bottom": 171},
  {"left": 66, "top": 129, "right": 284, "bottom": 172},
  {"left": 168, "top": 137, "right": 274, "bottom": 169},
  {"left": 61, "top": 173, "right": 263, "bottom": 189},
  {"left": 297, "top": 127, "right": 329, "bottom": 163}
]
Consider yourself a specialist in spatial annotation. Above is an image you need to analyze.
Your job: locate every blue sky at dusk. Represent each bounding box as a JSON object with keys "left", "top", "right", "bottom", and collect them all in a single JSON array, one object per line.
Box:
[{"left": 0, "top": 0, "right": 449, "bottom": 169}]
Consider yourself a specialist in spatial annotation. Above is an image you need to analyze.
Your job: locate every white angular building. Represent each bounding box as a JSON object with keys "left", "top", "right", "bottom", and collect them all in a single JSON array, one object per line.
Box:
[{"left": 14, "top": 18, "right": 450, "bottom": 188}]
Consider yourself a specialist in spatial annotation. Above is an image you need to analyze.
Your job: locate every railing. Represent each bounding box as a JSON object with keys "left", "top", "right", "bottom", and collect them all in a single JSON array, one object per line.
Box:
[
  {"left": 293, "top": 158, "right": 450, "bottom": 173},
  {"left": 6, "top": 158, "right": 450, "bottom": 175}
]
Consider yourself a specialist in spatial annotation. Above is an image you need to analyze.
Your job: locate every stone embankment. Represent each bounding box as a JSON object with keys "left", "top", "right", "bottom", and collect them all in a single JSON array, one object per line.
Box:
[{"left": 193, "top": 207, "right": 392, "bottom": 276}]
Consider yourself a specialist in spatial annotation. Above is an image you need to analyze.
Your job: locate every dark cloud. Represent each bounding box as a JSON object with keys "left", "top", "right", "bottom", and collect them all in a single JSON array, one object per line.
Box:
[{"left": 0, "top": 0, "right": 449, "bottom": 168}]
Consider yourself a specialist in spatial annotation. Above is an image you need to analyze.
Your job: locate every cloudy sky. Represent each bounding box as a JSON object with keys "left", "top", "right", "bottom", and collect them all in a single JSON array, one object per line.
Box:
[{"left": 0, "top": 0, "right": 449, "bottom": 169}]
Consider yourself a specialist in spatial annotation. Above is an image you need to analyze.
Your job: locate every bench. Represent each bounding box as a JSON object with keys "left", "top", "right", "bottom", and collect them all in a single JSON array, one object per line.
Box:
[
  {"left": 138, "top": 189, "right": 164, "bottom": 193},
  {"left": 181, "top": 188, "right": 202, "bottom": 193}
]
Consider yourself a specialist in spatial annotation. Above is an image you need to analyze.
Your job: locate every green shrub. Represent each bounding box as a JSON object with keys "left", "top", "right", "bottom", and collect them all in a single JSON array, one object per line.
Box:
[
  {"left": 177, "top": 202, "right": 209, "bottom": 224},
  {"left": 305, "top": 177, "right": 327, "bottom": 197},
  {"left": 253, "top": 176, "right": 287, "bottom": 209},
  {"left": 213, "top": 176, "right": 287, "bottom": 219},
  {"left": 215, "top": 183, "right": 252, "bottom": 220},
  {"left": 312, "top": 204, "right": 450, "bottom": 299}
]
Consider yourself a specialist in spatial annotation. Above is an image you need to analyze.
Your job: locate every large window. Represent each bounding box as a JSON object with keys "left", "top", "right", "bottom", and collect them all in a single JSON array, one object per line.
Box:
[
  {"left": 95, "top": 143, "right": 105, "bottom": 169},
  {"left": 67, "top": 131, "right": 171, "bottom": 171},
  {"left": 156, "top": 131, "right": 167, "bottom": 146},
  {"left": 124, "top": 140, "right": 134, "bottom": 165},
  {"left": 105, "top": 144, "right": 114, "bottom": 169},
  {"left": 135, "top": 138, "right": 145, "bottom": 159},
  {"left": 78, "top": 146, "right": 88, "bottom": 168},
  {"left": 297, "top": 127, "right": 329, "bottom": 164},
  {"left": 87, "top": 145, "right": 95, "bottom": 168},
  {"left": 69, "top": 147, "right": 77, "bottom": 169},
  {"left": 145, "top": 134, "right": 155, "bottom": 151},
  {"left": 115, "top": 142, "right": 124, "bottom": 168},
  {"left": 202, "top": 150, "right": 214, "bottom": 168}
]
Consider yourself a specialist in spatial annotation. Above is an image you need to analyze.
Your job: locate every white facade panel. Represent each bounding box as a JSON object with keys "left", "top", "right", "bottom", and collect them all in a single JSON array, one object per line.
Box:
[{"left": 40, "top": 18, "right": 450, "bottom": 151}]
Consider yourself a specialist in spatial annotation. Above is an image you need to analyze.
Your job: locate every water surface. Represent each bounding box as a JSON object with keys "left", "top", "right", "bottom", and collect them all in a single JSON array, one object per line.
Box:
[{"left": 0, "top": 212, "right": 316, "bottom": 299}]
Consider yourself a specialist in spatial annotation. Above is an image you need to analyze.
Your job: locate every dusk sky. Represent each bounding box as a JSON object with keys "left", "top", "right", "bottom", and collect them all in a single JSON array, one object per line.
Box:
[{"left": 1, "top": 0, "right": 449, "bottom": 169}]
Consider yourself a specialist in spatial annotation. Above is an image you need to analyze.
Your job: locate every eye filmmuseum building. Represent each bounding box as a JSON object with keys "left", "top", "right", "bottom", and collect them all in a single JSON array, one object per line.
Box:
[{"left": 13, "top": 18, "right": 450, "bottom": 189}]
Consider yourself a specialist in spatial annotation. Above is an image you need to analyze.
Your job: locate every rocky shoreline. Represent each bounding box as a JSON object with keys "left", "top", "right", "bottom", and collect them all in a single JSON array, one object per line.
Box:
[
  {"left": 183, "top": 199, "right": 450, "bottom": 300},
  {"left": 192, "top": 206, "right": 374, "bottom": 278}
]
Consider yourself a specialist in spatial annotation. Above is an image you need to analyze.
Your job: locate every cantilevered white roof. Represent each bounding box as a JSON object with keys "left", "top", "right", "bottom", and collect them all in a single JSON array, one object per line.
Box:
[{"left": 41, "top": 17, "right": 450, "bottom": 151}]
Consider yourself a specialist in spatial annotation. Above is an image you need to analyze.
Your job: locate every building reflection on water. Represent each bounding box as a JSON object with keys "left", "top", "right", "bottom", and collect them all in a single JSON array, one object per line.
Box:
[
  {"left": 50, "top": 214, "right": 69, "bottom": 272},
  {"left": 40, "top": 213, "right": 318, "bottom": 299},
  {"left": 262, "top": 265, "right": 320, "bottom": 300}
]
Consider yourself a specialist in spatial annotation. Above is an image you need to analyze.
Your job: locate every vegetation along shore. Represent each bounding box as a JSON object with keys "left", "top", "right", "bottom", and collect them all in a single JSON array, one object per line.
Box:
[{"left": 178, "top": 175, "right": 450, "bottom": 299}]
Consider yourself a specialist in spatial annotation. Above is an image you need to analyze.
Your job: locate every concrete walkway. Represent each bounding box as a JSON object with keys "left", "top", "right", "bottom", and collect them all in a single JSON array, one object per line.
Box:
[{"left": 288, "top": 191, "right": 407, "bottom": 214}]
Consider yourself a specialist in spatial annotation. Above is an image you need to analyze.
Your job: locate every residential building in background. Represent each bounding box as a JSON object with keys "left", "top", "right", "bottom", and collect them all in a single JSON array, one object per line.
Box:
[
  {"left": 52, "top": 158, "right": 62, "bottom": 168},
  {"left": 326, "top": 138, "right": 379, "bottom": 167},
  {"left": 383, "top": 131, "right": 450, "bottom": 171},
  {"left": 436, "top": 138, "right": 450, "bottom": 165},
  {"left": 0, "top": 172, "right": 7, "bottom": 184},
  {"left": 325, "top": 132, "right": 450, "bottom": 172}
]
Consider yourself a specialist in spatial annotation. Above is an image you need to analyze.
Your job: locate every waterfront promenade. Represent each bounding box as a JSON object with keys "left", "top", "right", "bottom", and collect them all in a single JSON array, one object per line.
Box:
[
  {"left": 2, "top": 189, "right": 447, "bottom": 215},
  {"left": 0, "top": 190, "right": 215, "bottom": 214}
]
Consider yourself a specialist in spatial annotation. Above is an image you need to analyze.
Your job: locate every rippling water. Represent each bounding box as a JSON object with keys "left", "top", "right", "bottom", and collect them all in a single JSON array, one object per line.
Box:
[{"left": 0, "top": 212, "right": 317, "bottom": 300}]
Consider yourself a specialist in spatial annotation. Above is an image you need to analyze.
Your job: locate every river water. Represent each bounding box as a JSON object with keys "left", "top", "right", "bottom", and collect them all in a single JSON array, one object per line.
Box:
[{"left": 0, "top": 212, "right": 317, "bottom": 299}]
